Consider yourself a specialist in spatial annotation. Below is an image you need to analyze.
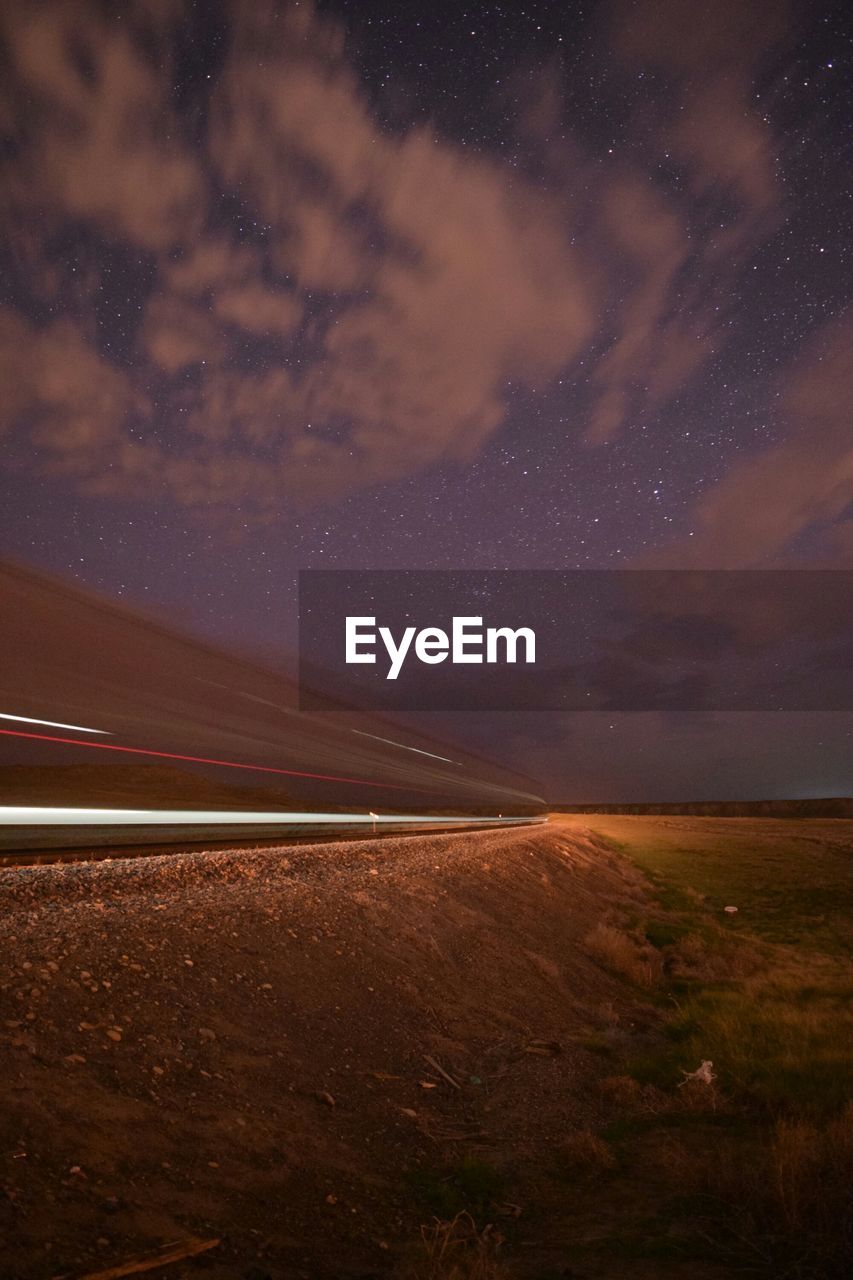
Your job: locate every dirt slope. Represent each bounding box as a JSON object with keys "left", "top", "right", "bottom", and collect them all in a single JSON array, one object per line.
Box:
[{"left": 1, "top": 822, "right": 670, "bottom": 1279}]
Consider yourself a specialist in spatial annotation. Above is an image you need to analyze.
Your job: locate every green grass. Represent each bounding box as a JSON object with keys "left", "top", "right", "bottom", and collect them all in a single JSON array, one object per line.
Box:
[
  {"left": 626, "top": 982, "right": 853, "bottom": 1115},
  {"left": 582, "top": 816, "right": 853, "bottom": 954},
  {"left": 555, "top": 815, "right": 853, "bottom": 1277},
  {"left": 581, "top": 817, "right": 853, "bottom": 1118},
  {"left": 406, "top": 1157, "right": 505, "bottom": 1222},
  {"left": 644, "top": 918, "right": 690, "bottom": 949}
]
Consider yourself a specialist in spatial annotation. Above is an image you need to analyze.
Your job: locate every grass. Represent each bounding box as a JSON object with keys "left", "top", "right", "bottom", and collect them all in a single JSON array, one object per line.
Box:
[
  {"left": 582, "top": 815, "right": 853, "bottom": 954},
  {"left": 403, "top": 1165, "right": 509, "bottom": 1280},
  {"left": 556, "top": 815, "right": 853, "bottom": 1277},
  {"left": 583, "top": 921, "right": 662, "bottom": 987},
  {"left": 406, "top": 1213, "right": 507, "bottom": 1280},
  {"left": 663, "top": 979, "right": 852, "bottom": 1114},
  {"left": 643, "top": 918, "right": 690, "bottom": 949},
  {"left": 406, "top": 1158, "right": 506, "bottom": 1223},
  {"left": 554, "top": 1129, "right": 617, "bottom": 1179},
  {"left": 398, "top": 817, "right": 852, "bottom": 1277}
]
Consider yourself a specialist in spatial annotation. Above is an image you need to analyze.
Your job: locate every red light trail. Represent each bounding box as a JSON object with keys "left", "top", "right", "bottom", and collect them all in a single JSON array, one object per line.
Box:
[{"left": 0, "top": 726, "right": 432, "bottom": 794}]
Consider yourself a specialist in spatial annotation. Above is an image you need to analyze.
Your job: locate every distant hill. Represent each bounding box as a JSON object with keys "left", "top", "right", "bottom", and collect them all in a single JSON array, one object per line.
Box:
[{"left": 552, "top": 798, "right": 853, "bottom": 818}]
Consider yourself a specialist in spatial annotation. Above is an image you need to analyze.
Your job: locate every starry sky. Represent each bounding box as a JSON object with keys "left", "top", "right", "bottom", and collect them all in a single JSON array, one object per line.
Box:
[{"left": 0, "top": 0, "right": 851, "bottom": 800}]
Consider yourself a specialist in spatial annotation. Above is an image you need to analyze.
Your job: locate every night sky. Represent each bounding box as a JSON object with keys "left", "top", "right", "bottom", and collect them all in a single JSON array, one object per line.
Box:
[{"left": 0, "top": 0, "right": 851, "bottom": 800}]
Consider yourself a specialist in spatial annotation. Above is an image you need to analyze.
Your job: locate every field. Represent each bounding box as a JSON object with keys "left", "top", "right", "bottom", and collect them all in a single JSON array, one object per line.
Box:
[
  {"left": 0, "top": 816, "right": 850, "bottom": 1279},
  {"left": 554, "top": 814, "right": 853, "bottom": 1278}
]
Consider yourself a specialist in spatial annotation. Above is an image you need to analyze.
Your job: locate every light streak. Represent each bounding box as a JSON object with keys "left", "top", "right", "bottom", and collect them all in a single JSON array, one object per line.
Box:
[
  {"left": 351, "top": 729, "right": 457, "bottom": 764},
  {"left": 0, "top": 712, "right": 110, "bottom": 735},
  {"left": 0, "top": 806, "right": 543, "bottom": 827},
  {"left": 0, "top": 726, "right": 430, "bottom": 792}
]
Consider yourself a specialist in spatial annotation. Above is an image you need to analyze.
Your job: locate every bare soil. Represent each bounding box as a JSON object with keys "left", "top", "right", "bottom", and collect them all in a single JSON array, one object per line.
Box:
[{"left": 1, "top": 820, "right": 681, "bottom": 1279}]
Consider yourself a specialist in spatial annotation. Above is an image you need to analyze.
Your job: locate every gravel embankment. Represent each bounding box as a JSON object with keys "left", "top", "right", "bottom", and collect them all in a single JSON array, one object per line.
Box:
[{"left": 0, "top": 821, "right": 651, "bottom": 1279}]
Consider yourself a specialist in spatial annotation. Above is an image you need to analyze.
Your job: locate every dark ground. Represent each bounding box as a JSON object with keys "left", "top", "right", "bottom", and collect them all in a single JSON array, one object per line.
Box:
[{"left": 1, "top": 822, "right": 664, "bottom": 1280}]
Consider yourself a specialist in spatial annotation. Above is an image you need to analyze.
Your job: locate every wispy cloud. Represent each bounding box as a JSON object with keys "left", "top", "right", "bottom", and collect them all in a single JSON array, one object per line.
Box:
[{"left": 0, "top": 0, "right": 800, "bottom": 523}]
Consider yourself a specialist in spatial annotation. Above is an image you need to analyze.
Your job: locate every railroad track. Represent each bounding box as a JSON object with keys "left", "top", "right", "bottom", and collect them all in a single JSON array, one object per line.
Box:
[{"left": 0, "top": 811, "right": 547, "bottom": 866}]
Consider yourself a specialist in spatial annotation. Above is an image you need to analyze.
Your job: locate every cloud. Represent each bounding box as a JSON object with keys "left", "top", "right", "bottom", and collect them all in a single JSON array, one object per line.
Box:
[
  {"left": 0, "top": 309, "right": 142, "bottom": 458},
  {"left": 165, "top": 240, "right": 260, "bottom": 294},
  {"left": 657, "top": 312, "right": 853, "bottom": 567},
  {"left": 183, "top": 367, "right": 303, "bottom": 447},
  {"left": 581, "top": 0, "right": 789, "bottom": 441},
  {"left": 141, "top": 294, "right": 226, "bottom": 373},
  {"left": 0, "top": 2, "right": 204, "bottom": 250},
  {"left": 0, "top": 0, "right": 598, "bottom": 514},
  {"left": 585, "top": 171, "right": 705, "bottom": 443},
  {"left": 210, "top": 25, "right": 595, "bottom": 483},
  {"left": 0, "top": 0, "right": 798, "bottom": 518},
  {"left": 163, "top": 239, "right": 304, "bottom": 336},
  {"left": 668, "top": 75, "right": 778, "bottom": 225},
  {"left": 213, "top": 284, "right": 303, "bottom": 337},
  {"left": 613, "top": 0, "right": 789, "bottom": 78}
]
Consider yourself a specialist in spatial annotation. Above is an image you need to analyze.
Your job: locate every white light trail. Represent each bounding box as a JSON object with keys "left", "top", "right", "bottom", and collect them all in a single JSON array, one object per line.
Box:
[
  {"left": 0, "top": 713, "right": 110, "bottom": 735},
  {"left": 0, "top": 807, "right": 544, "bottom": 827},
  {"left": 351, "top": 729, "right": 457, "bottom": 764}
]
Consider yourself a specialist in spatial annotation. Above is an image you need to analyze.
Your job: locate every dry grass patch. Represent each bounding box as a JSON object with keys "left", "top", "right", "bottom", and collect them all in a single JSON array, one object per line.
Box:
[
  {"left": 693, "top": 1104, "right": 853, "bottom": 1277},
  {"left": 405, "top": 1213, "right": 508, "bottom": 1280},
  {"left": 557, "top": 1129, "right": 617, "bottom": 1178},
  {"left": 584, "top": 921, "right": 662, "bottom": 987},
  {"left": 596, "top": 1073, "right": 670, "bottom": 1115},
  {"left": 670, "top": 928, "right": 764, "bottom": 981}
]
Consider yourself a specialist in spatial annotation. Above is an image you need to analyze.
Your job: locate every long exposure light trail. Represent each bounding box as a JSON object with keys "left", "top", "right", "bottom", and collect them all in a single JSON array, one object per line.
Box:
[
  {"left": 0, "top": 806, "right": 542, "bottom": 827},
  {"left": 350, "top": 728, "right": 457, "bottom": 764},
  {"left": 0, "top": 726, "right": 438, "bottom": 793},
  {"left": 0, "top": 712, "right": 110, "bottom": 734}
]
